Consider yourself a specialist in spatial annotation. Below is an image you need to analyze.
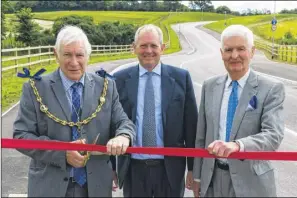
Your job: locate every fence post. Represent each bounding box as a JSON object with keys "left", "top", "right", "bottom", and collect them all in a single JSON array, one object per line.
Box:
[
  {"left": 110, "top": 44, "right": 112, "bottom": 55},
  {"left": 15, "top": 47, "right": 18, "bottom": 68},
  {"left": 28, "top": 46, "right": 31, "bottom": 69},
  {"left": 48, "top": 45, "right": 51, "bottom": 64},
  {"left": 39, "top": 46, "right": 42, "bottom": 66}
]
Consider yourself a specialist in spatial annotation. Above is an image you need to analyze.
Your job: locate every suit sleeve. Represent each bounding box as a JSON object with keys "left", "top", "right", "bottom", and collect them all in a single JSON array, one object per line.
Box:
[
  {"left": 110, "top": 80, "right": 136, "bottom": 145},
  {"left": 193, "top": 81, "right": 207, "bottom": 180},
  {"left": 13, "top": 82, "right": 67, "bottom": 170},
  {"left": 184, "top": 71, "right": 198, "bottom": 171},
  {"left": 238, "top": 82, "right": 285, "bottom": 151}
]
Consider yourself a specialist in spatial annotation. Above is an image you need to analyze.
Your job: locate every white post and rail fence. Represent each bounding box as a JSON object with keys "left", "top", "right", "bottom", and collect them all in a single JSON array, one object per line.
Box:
[
  {"left": 2, "top": 40, "right": 296, "bottom": 74},
  {"left": 2, "top": 42, "right": 170, "bottom": 74}
]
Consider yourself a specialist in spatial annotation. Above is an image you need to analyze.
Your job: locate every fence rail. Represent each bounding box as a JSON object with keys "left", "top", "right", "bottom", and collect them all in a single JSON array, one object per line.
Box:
[
  {"left": 255, "top": 40, "right": 297, "bottom": 63},
  {"left": 2, "top": 42, "right": 170, "bottom": 73}
]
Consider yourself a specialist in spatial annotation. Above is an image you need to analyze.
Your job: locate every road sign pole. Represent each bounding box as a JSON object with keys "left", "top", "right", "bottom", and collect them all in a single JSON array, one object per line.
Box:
[{"left": 272, "top": 0, "right": 276, "bottom": 59}]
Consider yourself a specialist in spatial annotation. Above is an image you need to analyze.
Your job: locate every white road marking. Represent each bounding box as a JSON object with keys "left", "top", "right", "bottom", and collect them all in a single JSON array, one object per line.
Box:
[
  {"left": 2, "top": 101, "right": 20, "bottom": 117},
  {"left": 9, "top": 194, "right": 27, "bottom": 197}
]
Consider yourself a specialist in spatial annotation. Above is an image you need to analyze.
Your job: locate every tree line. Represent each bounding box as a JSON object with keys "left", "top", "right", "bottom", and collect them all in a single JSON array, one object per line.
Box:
[
  {"left": 2, "top": 7, "right": 137, "bottom": 48},
  {"left": 3, "top": 1, "right": 190, "bottom": 13}
]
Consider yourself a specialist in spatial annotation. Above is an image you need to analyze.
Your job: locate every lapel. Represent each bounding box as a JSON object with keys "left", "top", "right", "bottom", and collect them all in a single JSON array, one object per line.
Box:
[
  {"left": 212, "top": 75, "right": 227, "bottom": 140},
  {"left": 50, "top": 69, "right": 71, "bottom": 121},
  {"left": 81, "top": 73, "right": 96, "bottom": 119},
  {"left": 230, "top": 70, "right": 258, "bottom": 140},
  {"left": 125, "top": 66, "right": 139, "bottom": 122},
  {"left": 161, "top": 64, "right": 175, "bottom": 128}
]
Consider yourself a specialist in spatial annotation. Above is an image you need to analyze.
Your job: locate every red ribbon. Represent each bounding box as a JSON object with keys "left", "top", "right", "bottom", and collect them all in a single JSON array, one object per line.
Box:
[{"left": 2, "top": 138, "right": 297, "bottom": 161}]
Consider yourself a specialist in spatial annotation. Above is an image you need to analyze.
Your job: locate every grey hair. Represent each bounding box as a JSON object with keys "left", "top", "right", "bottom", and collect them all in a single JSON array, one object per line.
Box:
[
  {"left": 221, "top": 25, "right": 254, "bottom": 50},
  {"left": 134, "top": 24, "right": 163, "bottom": 44},
  {"left": 54, "top": 25, "right": 92, "bottom": 58}
]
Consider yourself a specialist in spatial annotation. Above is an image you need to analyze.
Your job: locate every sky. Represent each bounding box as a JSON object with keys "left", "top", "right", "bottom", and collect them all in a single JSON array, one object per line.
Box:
[{"left": 184, "top": 1, "right": 297, "bottom": 13}]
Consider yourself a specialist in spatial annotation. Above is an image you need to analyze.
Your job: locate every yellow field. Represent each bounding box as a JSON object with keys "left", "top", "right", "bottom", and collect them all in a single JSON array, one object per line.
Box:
[
  {"left": 251, "top": 19, "right": 297, "bottom": 41},
  {"left": 204, "top": 14, "right": 297, "bottom": 35}
]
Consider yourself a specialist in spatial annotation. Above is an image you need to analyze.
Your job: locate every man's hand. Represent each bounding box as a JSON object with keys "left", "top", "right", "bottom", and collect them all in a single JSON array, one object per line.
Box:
[
  {"left": 112, "top": 171, "right": 119, "bottom": 192},
  {"left": 66, "top": 139, "right": 87, "bottom": 168},
  {"left": 106, "top": 135, "right": 130, "bottom": 155},
  {"left": 192, "top": 181, "right": 200, "bottom": 198},
  {"left": 207, "top": 140, "right": 240, "bottom": 158},
  {"left": 185, "top": 171, "right": 194, "bottom": 190}
]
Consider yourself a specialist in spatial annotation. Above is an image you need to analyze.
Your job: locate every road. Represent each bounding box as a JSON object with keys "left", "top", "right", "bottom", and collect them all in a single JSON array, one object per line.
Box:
[{"left": 2, "top": 21, "right": 297, "bottom": 197}]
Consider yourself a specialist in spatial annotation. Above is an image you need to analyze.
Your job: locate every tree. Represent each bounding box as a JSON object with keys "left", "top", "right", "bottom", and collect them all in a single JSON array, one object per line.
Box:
[
  {"left": 15, "top": 8, "right": 39, "bottom": 46},
  {"left": 216, "top": 5, "right": 231, "bottom": 14},
  {"left": 190, "top": 0, "right": 213, "bottom": 11}
]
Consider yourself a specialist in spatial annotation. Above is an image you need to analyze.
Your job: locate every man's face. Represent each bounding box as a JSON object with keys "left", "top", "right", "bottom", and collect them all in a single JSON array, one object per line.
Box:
[
  {"left": 133, "top": 31, "right": 165, "bottom": 71},
  {"left": 220, "top": 36, "right": 255, "bottom": 78},
  {"left": 55, "top": 41, "right": 88, "bottom": 81}
]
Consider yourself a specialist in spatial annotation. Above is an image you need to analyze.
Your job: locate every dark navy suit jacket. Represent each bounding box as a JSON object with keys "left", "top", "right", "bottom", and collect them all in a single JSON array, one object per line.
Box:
[{"left": 113, "top": 63, "right": 198, "bottom": 190}]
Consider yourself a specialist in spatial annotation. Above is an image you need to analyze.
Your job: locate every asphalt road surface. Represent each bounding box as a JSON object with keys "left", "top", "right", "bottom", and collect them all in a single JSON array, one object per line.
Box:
[{"left": 2, "top": 21, "right": 297, "bottom": 197}]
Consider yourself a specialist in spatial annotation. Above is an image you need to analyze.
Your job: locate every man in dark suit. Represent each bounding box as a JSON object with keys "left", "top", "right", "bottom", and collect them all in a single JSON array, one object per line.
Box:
[
  {"left": 13, "top": 25, "right": 135, "bottom": 197},
  {"left": 113, "top": 24, "right": 198, "bottom": 197}
]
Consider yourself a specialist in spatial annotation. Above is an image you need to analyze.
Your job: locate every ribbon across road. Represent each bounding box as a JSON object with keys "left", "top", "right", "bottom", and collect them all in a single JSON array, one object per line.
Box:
[{"left": 2, "top": 138, "right": 297, "bottom": 161}]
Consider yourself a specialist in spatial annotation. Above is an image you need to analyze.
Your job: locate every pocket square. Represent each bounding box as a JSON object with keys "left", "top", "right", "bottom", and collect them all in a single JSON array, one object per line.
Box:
[{"left": 246, "top": 95, "right": 257, "bottom": 111}]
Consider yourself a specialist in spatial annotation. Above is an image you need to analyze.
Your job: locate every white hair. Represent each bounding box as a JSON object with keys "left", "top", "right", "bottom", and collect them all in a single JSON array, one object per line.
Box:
[
  {"left": 54, "top": 25, "right": 92, "bottom": 58},
  {"left": 134, "top": 24, "right": 163, "bottom": 44},
  {"left": 221, "top": 25, "right": 254, "bottom": 50}
]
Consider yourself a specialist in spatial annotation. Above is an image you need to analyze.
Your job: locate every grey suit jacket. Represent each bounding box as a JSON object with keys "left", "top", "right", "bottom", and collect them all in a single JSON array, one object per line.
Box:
[
  {"left": 13, "top": 69, "right": 135, "bottom": 197},
  {"left": 193, "top": 70, "right": 285, "bottom": 197}
]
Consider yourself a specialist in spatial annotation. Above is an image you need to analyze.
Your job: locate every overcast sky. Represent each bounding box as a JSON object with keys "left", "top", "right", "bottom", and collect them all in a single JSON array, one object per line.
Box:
[{"left": 184, "top": 1, "right": 297, "bottom": 13}]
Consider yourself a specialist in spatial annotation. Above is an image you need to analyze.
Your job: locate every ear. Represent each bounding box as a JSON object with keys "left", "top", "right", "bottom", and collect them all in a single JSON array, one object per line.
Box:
[
  {"left": 161, "top": 43, "right": 166, "bottom": 53},
  {"left": 250, "top": 46, "right": 256, "bottom": 58},
  {"left": 220, "top": 48, "right": 223, "bottom": 57},
  {"left": 53, "top": 48, "right": 59, "bottom": 59},
  {"left": 53, "top": 48, "right": 60, "bottom": 64},
  {"left": 132, "top": 42, "right": 136, "bottom": 54}
]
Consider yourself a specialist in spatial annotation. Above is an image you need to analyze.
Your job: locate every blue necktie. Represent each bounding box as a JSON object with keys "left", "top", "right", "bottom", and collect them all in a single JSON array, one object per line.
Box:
[
  {"left": 226, "top": 81, "right": 238, "bottom": 142},
  {"left": 71, "top": 82, "right": 87, "bottom": 187},
  {"left": 142, "top": 72, "right": 157, "bottom": 147}
]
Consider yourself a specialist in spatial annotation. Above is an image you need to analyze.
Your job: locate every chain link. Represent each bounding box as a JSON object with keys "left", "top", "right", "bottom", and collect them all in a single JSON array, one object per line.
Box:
[{"left": 29, "top": 78, "right": 108, "bottom": 130}]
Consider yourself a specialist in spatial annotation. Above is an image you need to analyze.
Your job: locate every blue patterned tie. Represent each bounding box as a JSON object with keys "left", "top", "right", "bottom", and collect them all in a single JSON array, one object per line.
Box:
[
  {"left": 142, "top": 72, "right": 157, "bottom": 147},
  {"left": 71, "top": 82, "right": 87, "bottom": 187},
  {"left": 226, "top": 81, "right": 238, "bottom": 142}
]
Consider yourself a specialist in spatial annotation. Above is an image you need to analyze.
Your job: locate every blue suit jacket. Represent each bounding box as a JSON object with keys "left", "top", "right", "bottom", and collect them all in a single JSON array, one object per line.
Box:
[{"left": 113, "top": 64, "right": 198, "bottom": 190}]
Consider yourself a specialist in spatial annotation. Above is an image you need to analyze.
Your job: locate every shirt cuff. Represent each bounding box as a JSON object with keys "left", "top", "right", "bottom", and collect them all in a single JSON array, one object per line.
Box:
[
  {"left": 236, "top": 140, "right": 245, "bottom": 152},
  {"left": 194, "top": 179, "right": 201, "bottom": 182}
]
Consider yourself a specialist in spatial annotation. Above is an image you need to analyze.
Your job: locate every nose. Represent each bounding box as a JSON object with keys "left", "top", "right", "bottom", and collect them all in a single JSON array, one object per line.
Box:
[
  {"left": 145, "top": 46, "right": 153, "bottom": 53},
  {"left": 231, "top": 49, "right": 239, "bottom": 59},
  {"left": 70, "top": 56, "right": 79, "bottom": 65}
]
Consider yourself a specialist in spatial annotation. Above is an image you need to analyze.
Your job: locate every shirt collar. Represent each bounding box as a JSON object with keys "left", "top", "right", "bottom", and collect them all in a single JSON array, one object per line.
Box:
[
  {"left": 59, "top": 68, "right": 85, "bottom": 92},
  {"left": 226, "top": 68, "right": 250, "bottom": 88},
  {"left": 139, "top": 62, "right": 161, "bottom": 77}
]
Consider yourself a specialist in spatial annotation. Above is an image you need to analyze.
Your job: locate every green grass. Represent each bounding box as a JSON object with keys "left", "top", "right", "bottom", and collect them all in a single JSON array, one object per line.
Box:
[{"left": 6, "top": 11, "right": 168, "bottom": 25}]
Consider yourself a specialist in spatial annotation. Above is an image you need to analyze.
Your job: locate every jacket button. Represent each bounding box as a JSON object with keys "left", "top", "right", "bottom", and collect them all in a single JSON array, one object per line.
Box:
[{"left": 64, "top": 177, "right": 68, "bottom": 182}]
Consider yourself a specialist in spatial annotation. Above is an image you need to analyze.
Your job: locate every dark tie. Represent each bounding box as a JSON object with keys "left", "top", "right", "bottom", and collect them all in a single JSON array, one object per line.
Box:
[
  {"left": 71, "top": 82, "right": 87, "bottom": 187},
  {"left": 226, "top": 81, "right": 238, "bottom": 142},
  {"left": 142, "top": 72, "right": 157, "bottom": 147}
]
